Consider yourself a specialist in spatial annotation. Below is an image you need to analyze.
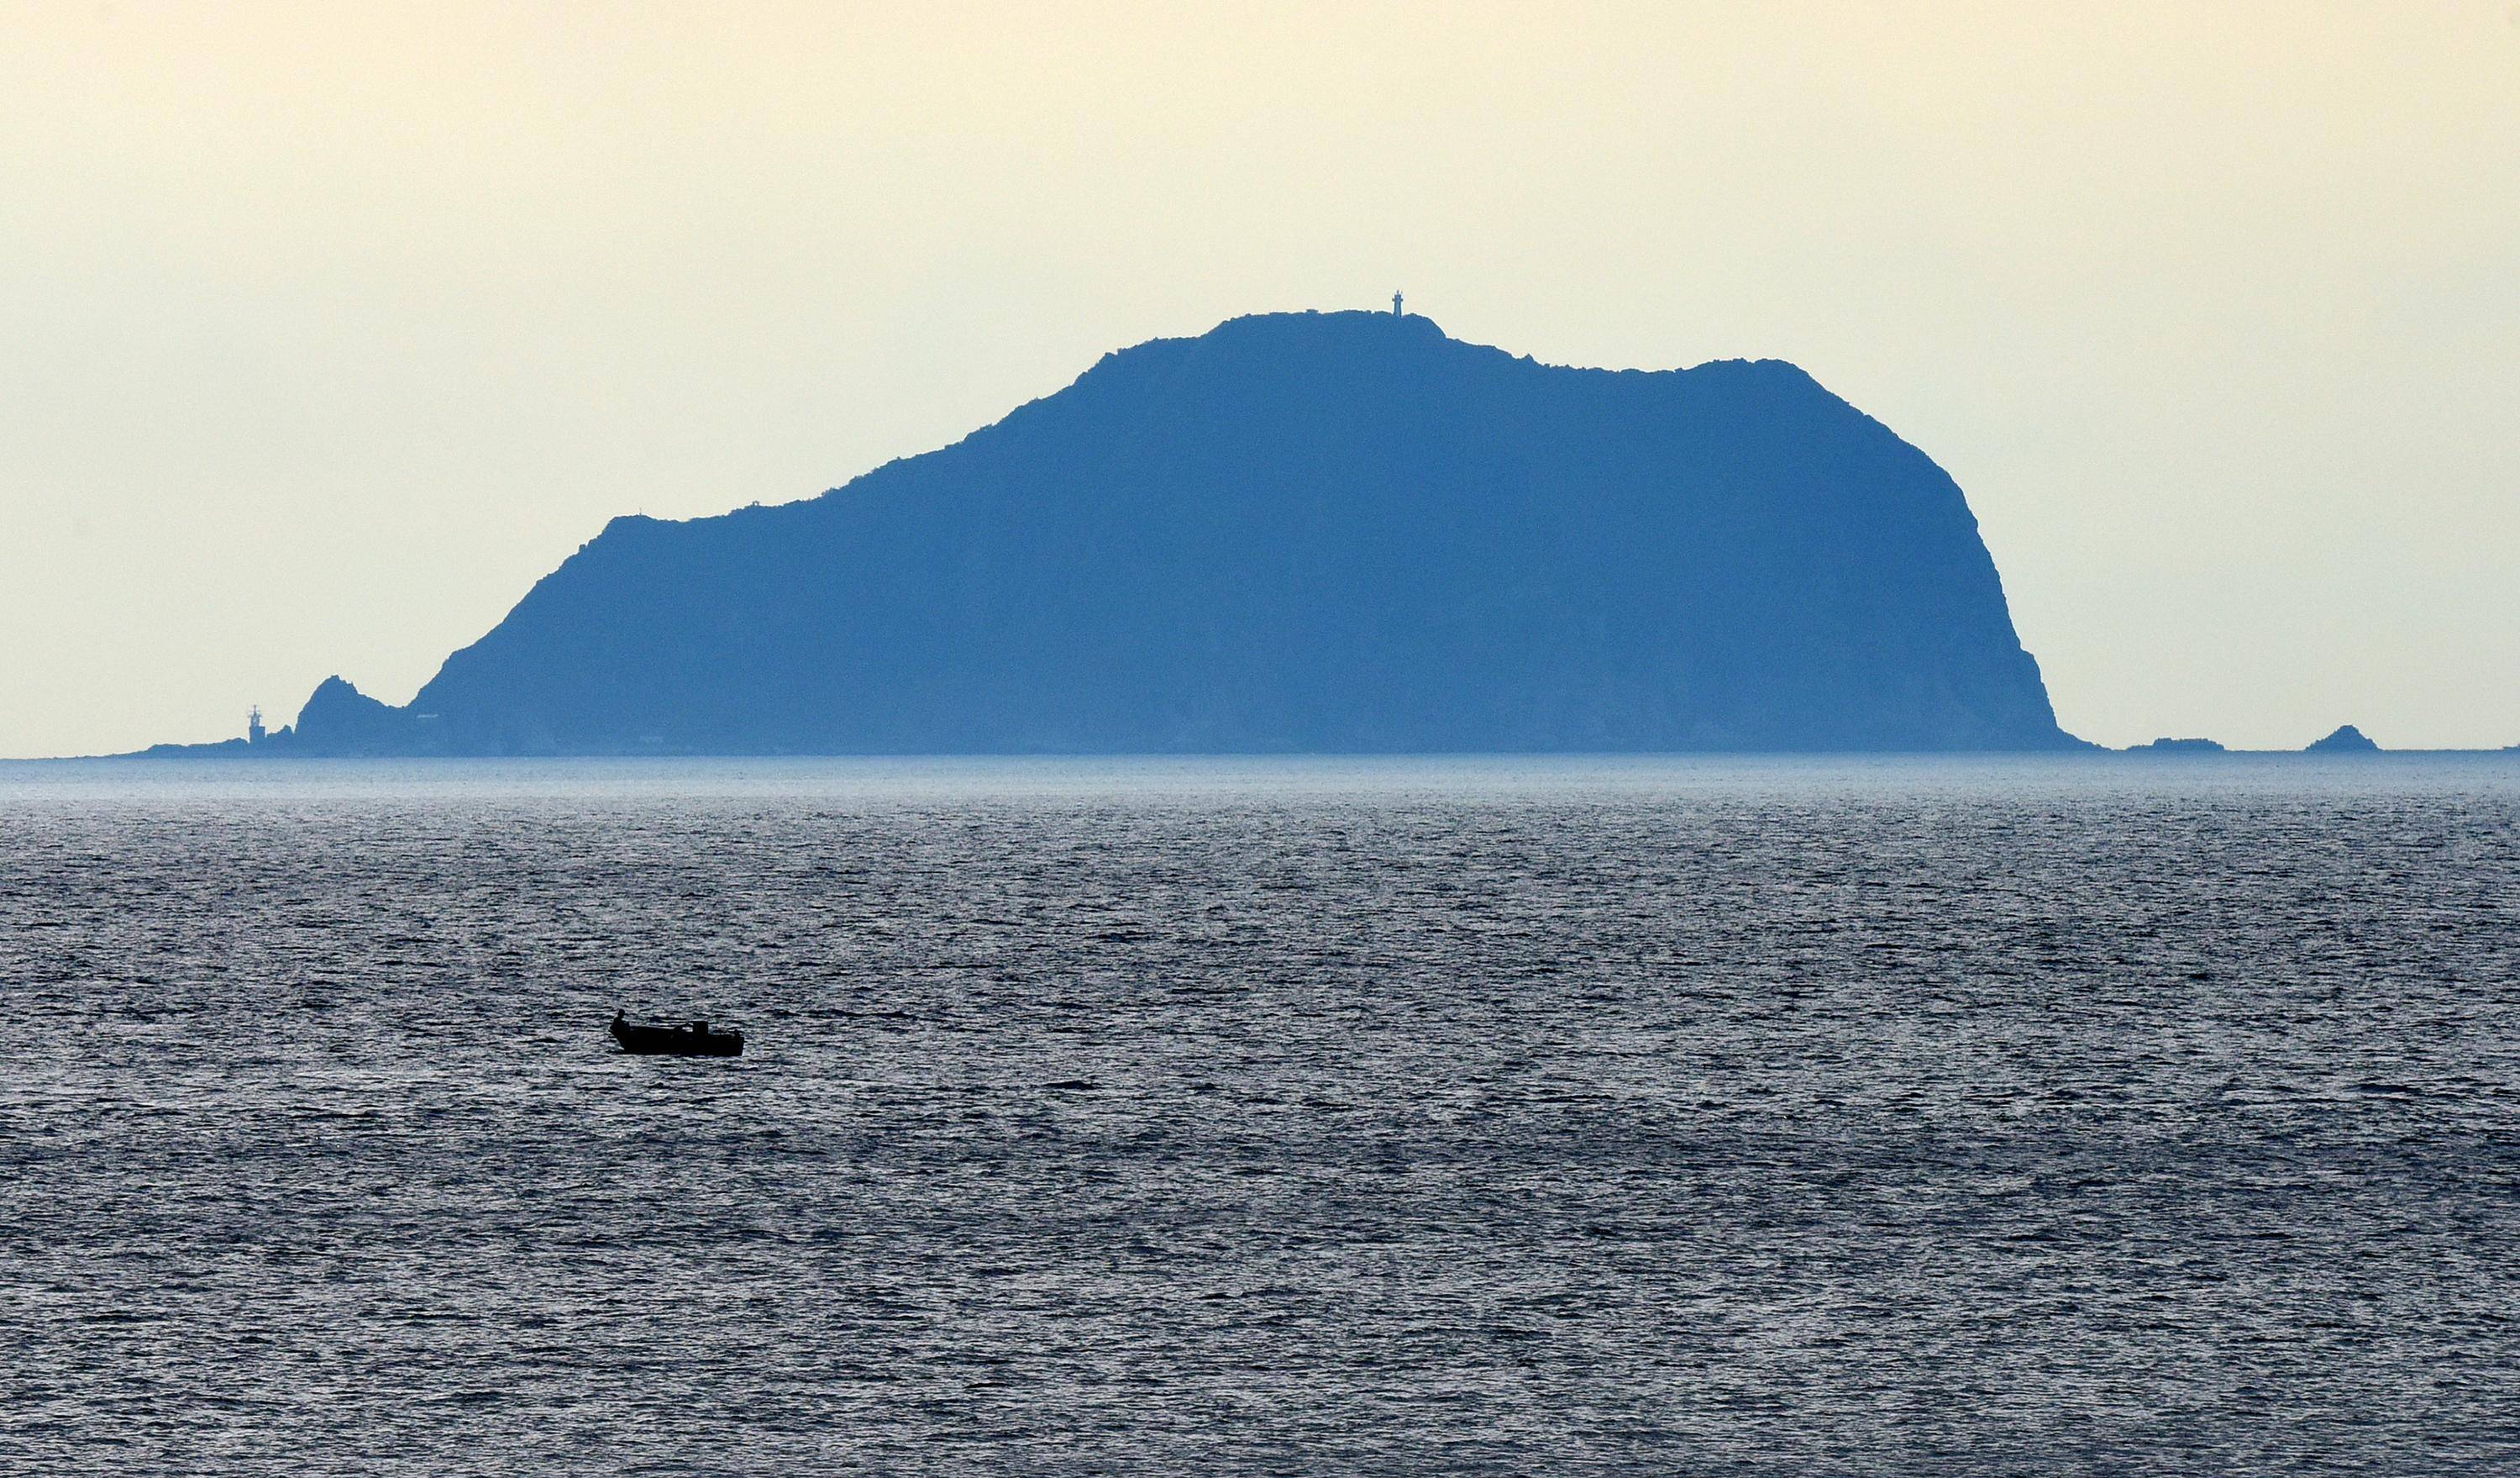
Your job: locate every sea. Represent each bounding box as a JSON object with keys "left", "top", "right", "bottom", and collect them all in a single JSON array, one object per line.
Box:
[{"left": 3, "top": 755, "right": 2515, "bottom": 1475}]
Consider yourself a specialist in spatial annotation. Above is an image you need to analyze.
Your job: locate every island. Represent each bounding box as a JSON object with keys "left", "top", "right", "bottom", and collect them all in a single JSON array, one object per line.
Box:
[
  {"left": 2128, "top": 738, "right": 2229, "bottom": 755},
  {"left": 146, "top": 308, "right": 2091, "bottom": 756},
  {"left": 2304, "top": 724, "right": 2381, "bottom": 754}
]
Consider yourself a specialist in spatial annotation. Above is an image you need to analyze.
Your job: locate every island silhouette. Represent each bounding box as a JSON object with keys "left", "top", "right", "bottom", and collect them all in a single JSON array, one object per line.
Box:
[{"left": 156, "top": 308, "right": 2100, "bottom": 755}]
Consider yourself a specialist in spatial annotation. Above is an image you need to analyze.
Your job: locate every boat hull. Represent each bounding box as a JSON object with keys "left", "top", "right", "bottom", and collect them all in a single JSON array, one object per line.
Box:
[{"left": 610, "top": 1018, "right": 743, "bottom": 1057}]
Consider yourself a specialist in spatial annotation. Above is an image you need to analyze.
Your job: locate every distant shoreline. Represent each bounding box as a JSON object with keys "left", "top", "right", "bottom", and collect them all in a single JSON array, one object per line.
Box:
[{"left": 16, "top": 747, "right": 2519, "bottom": 765}]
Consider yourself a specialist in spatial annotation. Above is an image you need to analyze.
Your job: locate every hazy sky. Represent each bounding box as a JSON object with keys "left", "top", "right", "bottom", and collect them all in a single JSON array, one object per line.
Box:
[{"left": 4, "top": 1, "right": 2515, "bottom": 756}]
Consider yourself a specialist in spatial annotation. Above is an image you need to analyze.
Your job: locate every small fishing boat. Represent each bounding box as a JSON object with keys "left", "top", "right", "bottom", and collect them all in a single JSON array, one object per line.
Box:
[{"left": 610, "top": 1009, "right": 743, "bottom": 1058}]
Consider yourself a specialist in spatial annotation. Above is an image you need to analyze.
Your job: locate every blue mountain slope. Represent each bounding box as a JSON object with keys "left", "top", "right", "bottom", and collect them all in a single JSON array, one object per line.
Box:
[{"left": 286, "top": 310, "right": 2081, "bottom": 754}]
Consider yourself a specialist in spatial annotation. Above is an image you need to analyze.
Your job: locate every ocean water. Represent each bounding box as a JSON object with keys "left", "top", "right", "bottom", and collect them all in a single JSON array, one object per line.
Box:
[{"left": 3, "top": 755, "right": 2517, "bottom": 1475}]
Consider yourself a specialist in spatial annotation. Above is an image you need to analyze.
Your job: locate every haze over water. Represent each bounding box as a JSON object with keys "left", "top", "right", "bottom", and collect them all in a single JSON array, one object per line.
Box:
[{"left": 5, "top": 756, "right": 2516, "bottom": 1473}]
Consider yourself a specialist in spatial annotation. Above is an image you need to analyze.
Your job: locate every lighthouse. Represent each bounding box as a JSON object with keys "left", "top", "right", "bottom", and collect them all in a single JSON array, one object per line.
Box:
[
  {"left": 248, "top": 706, "right": 265, "bottom": 745},
  {"left": 1392, "top": 291, "right": 1404, "bottom": 317}
]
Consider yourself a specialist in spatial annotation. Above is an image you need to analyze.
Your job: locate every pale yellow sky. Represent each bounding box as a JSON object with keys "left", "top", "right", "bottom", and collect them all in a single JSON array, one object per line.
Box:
[{"left": 4, "top": 1, "right": 2516, "bottom": 755}]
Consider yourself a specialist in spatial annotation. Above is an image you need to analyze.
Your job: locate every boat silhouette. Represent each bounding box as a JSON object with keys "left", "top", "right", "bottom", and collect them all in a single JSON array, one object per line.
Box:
[{"left": 610, "top": 1009, "right": 743, "bottom": 1058}]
